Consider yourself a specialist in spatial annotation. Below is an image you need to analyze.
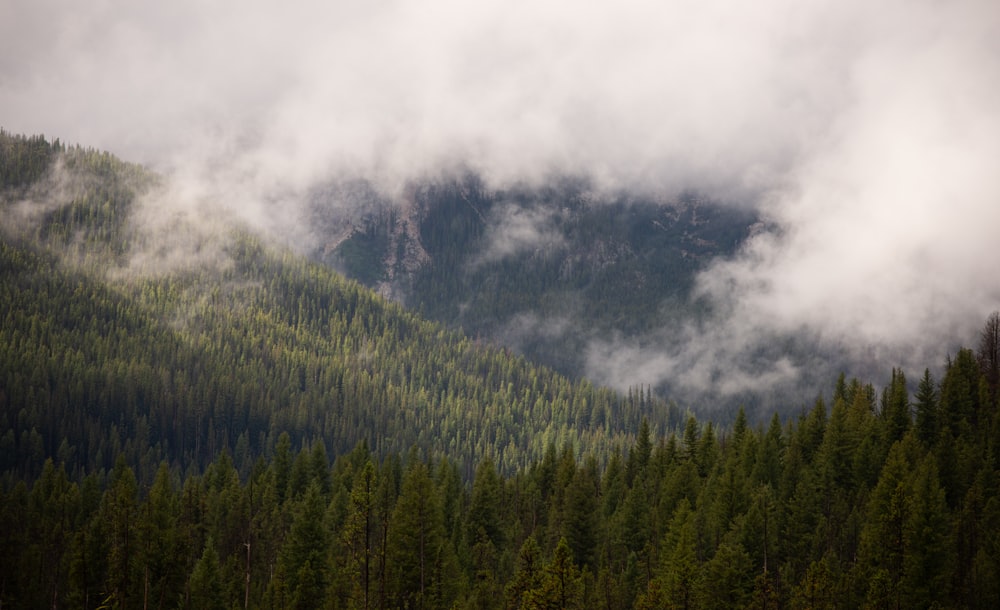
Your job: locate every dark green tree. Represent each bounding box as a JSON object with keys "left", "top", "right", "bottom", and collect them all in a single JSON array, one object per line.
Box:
[
  {"left": 342, "top": 459, "right": 377, "bottom": 610},
  {"left": 137, "top": 462, "right": 182, "bottom": 610},
  {"left": 978, "top": 311, "right": 1000, "bottom": 409},
  {"left": 280, "top": 481, "right": 331, "bottom": 609},
  {"left": 563, "top": 458, "right": 599, "bottom": 570},
  {"left": 388, "top": 462, "right": 451, "bottom": 609},
  {"left": 698, "top": 540, "right": 753, "bottom": 609},
  {"left": 653, "top": 499, "right": 702, "bottom": 610},
  {"left": 187, "top": 538, "right": 226, "bottom": 610},
  {"left": 524, "top": 537, "right": 583, "bottom": 610},
  {"left": 914, "top": 369, "right": 939, "bottom": 447},
  {"left": 467, "top": 457, "right": 504, "bottom": 553},
  {"left": 102, "top": 455, "right": 139, "bottom": 609},
  {"left": 881, "top": 368, "right": 911, "bottom": 446}
]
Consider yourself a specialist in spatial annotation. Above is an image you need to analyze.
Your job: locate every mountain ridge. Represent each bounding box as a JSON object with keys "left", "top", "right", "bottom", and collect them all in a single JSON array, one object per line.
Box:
[
  {"left": 308, "top": 173, "right": 759, "bottom": 393},
  {"left": 0, "top": 131, "right": 684, "bottom": 484}
]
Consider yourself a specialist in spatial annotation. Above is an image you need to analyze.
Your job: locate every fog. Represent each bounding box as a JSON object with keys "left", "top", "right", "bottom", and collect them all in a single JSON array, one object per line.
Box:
[{"left": 4, "top": 0, "right": 999, "bottom": 405}]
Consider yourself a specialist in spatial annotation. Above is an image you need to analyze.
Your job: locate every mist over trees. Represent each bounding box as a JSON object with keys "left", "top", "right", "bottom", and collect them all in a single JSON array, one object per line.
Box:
[
  {"left": 3, "top": 132, "right": 1000, "bottom": 608},
  {"left": 310, "top": 172, "right": 761, "bottom": 405},
  {"left": 1, "top": 131, "right": 684, "bottom": 481}
]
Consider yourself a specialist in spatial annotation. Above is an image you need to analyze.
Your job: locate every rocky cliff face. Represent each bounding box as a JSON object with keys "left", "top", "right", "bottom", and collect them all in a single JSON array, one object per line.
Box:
[{"left": 307, "top": 175, "right": 758, "bottom": 382}]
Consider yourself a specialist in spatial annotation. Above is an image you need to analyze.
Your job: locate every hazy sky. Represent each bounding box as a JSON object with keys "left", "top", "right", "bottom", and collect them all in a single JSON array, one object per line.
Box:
[{"left": 4, "top": 0, "right": 999, "bottom": 401}]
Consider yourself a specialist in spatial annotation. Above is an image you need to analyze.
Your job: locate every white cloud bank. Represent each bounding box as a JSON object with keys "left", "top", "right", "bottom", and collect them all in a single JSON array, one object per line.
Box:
[{"left": 3, "top": 0, "right": 999, "bottom": 403}]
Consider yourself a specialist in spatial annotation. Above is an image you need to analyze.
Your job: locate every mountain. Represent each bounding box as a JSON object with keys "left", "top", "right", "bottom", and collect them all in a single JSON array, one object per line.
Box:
[
  {"left": 0, "top": 131, "right": 684, "bottom": 484},
  {"left": 308, "top": 174, "right": 758, "bottom": 385},
  {"left": 3, "top": 132, "right": 1000, "bottom": 609}
]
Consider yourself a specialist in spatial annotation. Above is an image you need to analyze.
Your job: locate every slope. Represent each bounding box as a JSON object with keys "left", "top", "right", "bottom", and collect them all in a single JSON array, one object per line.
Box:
[
  {"left": 310, "top": 173, "right": 758, "bottom": 383},
  {"left": 1, "top": 131, "right": 684, "bottom": 484}
]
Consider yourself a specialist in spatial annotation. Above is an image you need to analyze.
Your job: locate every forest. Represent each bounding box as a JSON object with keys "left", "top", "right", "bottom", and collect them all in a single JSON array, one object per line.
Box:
[
  {"left": 1, "top": 131, "right": 684, "bottom": 485},
  {"left": 2, "top": 131, "right": 1000, "bottom": 608},
  {"left": 313, "top": 169, "right": 757, "bottom": 384}
]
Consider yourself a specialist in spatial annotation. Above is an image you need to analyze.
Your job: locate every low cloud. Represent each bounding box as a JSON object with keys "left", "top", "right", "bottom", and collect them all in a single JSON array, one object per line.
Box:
[
  {"left": 473, "top": 202, "right": 566, "bottom": 267},
  {"left": 4, "top": 0, "right": 1000, "bottom": 405}
]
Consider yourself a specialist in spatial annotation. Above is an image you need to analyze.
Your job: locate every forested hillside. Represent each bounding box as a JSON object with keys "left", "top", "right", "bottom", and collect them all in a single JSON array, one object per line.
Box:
[
  {"left": 3, "top": 132, "right": 1000, "bottom": 609},
  {"left": 1, "top": 131, "right": 685, "bottom": 486},
  {"left": 3, "top": 342, "right": 999, "bottom": 608},
  {"left": 311, "top": 173, "right": 756, "bottom": 382}
]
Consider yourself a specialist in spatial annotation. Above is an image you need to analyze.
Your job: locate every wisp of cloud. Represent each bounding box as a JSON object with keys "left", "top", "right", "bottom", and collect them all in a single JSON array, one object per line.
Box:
[{"left": 3, "top": 0, "right": 999, "bottom": 406}]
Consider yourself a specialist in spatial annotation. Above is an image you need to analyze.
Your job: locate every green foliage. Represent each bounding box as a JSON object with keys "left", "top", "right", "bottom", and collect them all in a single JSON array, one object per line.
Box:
[
  {"left": 1, "top": 218, "right": 668, "bottom": 486},
  {"left": 523, "top": 538, "right": 583, "bottom": 610},
  {"left": 281, "top": 482, "right": 331, "bottom": 608},
  {"left": 188, "top": 538, "right": 226, "bottom": 610},
  {"left": 388, "top": 461, "right": 454, "bottom": 609},
  {"left": 0, "top": 344, "right": 997, "bottom": 609},
  {"left": 3, "top": 133, "right": 1000, "bottom": 610}
]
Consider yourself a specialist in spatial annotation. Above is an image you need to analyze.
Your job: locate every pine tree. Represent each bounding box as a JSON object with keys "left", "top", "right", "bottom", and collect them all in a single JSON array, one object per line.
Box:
[
  {"left": 697, "top": 540, "right": 753, "bottom": 609},
  {"left": 682, "top": 416, "right": 700, "bottom": 463},
  {"left": 654, "top": 499, "right": 702, "bottom": 610},
  {"left": 506, "top": 536, "right": 543, "bottom": 610},
  {"left": 901, "top": 454, "right": 952, "bottom": 608},
  {"left": 273, "top": 432, "right": 293, "bottom": 504},
  {"left": 468, "top": 457, "right": 504, "bottom": 553},
  {"left": 626, "top": 418, "right": 652, "bottom": 486},
  {"left": 188, "top": 538, "right": 226, "bottom": 610},
  {"left": 388, "top": 461, "right": 449, "bottom": 609},
  {"left": 978, "top": 311, "right": 1000, "bottom": 410},
  {"left": 857, "top": 438, "right": 914, "bottom": 608},
  {"left": 789, "top": 552, "right": 840, "bottom": 610},
  {"left": 103, "top": 455, "right": 139, "bottom": 609},
  {"left": 342, "top": 459, "right": 377, "bottom": 610},
  {"left": 524, "top": 537, "right": 583, "bottom": 610},
  {"left": 25, "top": 459, "right": 80, "bottom": 608},
  {"left": 563, "top": 459, "right": 599, "bottom": 570},
  {"left": 881, "top": 368, "right": 911, "bottom": 446},
  {"left": 914, "top": 369, "right": 939, "bottom": 447},
  {"left": 137, "top": 462, "right": 182, "bottom": 610},
  {"left": 280, "top": 481, "right": 331, "bottom": 609}
]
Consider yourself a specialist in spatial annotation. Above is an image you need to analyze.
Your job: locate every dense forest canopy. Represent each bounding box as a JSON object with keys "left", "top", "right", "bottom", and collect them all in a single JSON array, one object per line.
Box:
[
  {"left": 1, "top": 131, "right": 685, "bottom": 486},
  {"left": 2, "top": 131, "right": 1000, "bottom": 608}
]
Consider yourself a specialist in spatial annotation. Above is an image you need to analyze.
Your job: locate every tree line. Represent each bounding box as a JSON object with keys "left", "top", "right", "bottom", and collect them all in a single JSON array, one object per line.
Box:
[
  {"left": 4, "top": 130, "right": 1000, "bottom": 608},
  {"left": 2, "top": 326, "right": 999, "bottom": 608}
]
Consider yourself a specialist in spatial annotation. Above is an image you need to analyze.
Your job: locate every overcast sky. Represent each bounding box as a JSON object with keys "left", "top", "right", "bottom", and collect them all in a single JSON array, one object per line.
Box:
[{"left": 4, "top": 0, "right": 1000, "bottom": 400}]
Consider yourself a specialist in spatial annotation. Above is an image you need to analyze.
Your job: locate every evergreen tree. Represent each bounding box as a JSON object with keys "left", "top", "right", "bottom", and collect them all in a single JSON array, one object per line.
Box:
[
  {"left": 914, "top": 368, "right": 939, "bottom": 447},
  {"left": 506, "top": 536, "right": 543, "bottom": 610},
  {"left": 978, "top": 311, "right": 1000, "bottom": 409},
  {"left": 388, "top": 461, "right": 451, "bottom": 609},
  {"left": 273, "top": 432, "right": 293, "bottom": 504},
  {"left": 626, "top": 418, "right": 652, "bottom": 486},
  {"left": 698, "top": 540, "right": 753, "bottom": 609},
  {"left": 857, "top": 437, "right": 917, "bottom": 608},
  {"left": 102, "top": 455, "right": 139, "bottom": 609},
  {"left": 280, "top": 481, "right": 331, "bottom": 609},
  {"left": 342, "top": 459, "right": 377, "bottom": 610},
  {"left": 467, "top": 457, "right": 504, "bottom": 553},
  {"left": 881, "top": 368, "right": 911, "bottom": 446},
  {"left": 138, "top": 462, "right": 182, "bottom": 610},
  {"left": 654, "top": 499, "right": 702, "bottom": 609},
  {"left": 901, "top": 454, "right": 952, "bottom": 608},
  {"left": 524, "top": 537, "right": 583, "bottom": 610},
  {"left": 187, "top": 538, "right": 226, "bottom": 610},
  {"left": 563, "top": 459, "right": 599, "bottom": 570}
]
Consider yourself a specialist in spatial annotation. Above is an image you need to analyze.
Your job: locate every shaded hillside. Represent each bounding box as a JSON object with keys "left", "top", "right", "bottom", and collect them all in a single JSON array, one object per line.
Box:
[
  {"left": 4, "top": 132, "right": 1000, "bottom": 610},
  {"left": 1, "top": 132, "right": 684, "bottom": 484},
  {"left": 311, "top": 174, "right": 757, "bottom": 381}
]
